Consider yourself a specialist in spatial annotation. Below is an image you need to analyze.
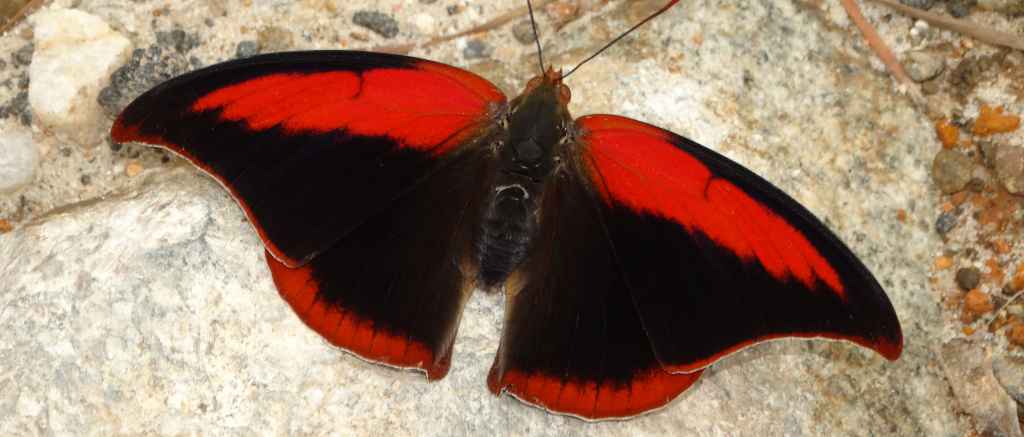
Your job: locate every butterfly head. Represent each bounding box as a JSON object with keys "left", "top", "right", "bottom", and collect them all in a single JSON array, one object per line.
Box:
[{"left": 503, "top": 68, "right": 572, "bottom": 182}]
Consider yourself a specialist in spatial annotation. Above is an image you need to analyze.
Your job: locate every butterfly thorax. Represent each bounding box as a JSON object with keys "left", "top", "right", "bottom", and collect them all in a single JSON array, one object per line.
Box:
[{"left": 477, "top": 74, "right": 572, "bottom": 288}]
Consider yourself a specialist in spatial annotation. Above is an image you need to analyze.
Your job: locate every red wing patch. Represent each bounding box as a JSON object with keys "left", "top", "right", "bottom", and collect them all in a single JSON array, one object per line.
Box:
[
  {"left": 487, "top": 368, "right": 702, "bottom": 420},
  {"left": 578, "top": 114, "right": 843, "bottom": 297},
  {"left": 191, "top": 61, "right": 504, "bottom": 154},
  {"left": 266, "top": 251, "right": 449, "bottom": 379}
]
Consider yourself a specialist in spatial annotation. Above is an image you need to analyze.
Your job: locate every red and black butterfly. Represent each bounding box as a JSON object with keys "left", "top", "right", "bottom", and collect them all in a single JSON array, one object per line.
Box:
[{"left": 110, "top": 0, "right": 901, "bottom": 420}]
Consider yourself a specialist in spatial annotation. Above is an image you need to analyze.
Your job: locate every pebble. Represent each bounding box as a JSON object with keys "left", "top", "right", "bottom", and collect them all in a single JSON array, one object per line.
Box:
[
  {"left": 353, "top": 11, "right": 399, "bottom": 39},
  {"left": 12, "top": 43, "right": 33, "bottom": 66},
  {"left": 156, "top": 28, "right": 198, "bottom": 53},
  {"left": 512, "top": 20, "right": 536, "bottom": 45},
  {"left": 964, "top": 289, "right": 994, "bottom": 319},
  {"left": 0, "top": 90, "right": 30, "bottom": 126},
  {"left": 931, "top": 149, "right": 974, "bottom": 194},
  {"left": 410, "top": 13, "right": 436, "bottom": 34},
  {"left": 0, "top": 124, "right": 37, "bottom": 193},
  {"left": 946, "top": 0, "right": 975, "bottom": 17},
  {"left": 956, "top": 267, "right": 982, "bottom": 291},
  {"left": 28, "top": 8, "right": 131, "bottom": 145},
  {"left": 973, "top": 105, "right": 1020, "bottom": 136},
  {"left": 1008, "top": 323, "right": 1024, "bottom": 347},
  {"left": 463, "top": 39, "right": 492, "bottom": 59},
  {"left": 993, "top": 145, "right": 1024, "bottom": 194},
  {"left": 125, "top": 161, "right": 143, "bottom": 177},
  {"left": 935, "top": 211, "right": 958, "bottom": 234},
  {"left": 899, "top": 0, "right": 936, "bottom": 8},
  {"left": 235, "top": 40, "right": 259, "bottom": 58},
  {"left": 904, "top": 50, "right": 945, "bottom": 82},
  {"left": 257, "top": 26, "right": 293, "bottom": 53},
  {"left": 0, "top": 219, "right": 12, "bottom": 233}
]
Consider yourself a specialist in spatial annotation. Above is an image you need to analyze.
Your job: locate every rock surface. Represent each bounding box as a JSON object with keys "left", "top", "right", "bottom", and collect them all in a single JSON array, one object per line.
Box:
[
  {"left": 940, "top": 339, "right": 1023, "bottom": 437},
  {"left": 0, "top": 170, "right": 959, "bottom": 435},
  {"left": 27, "top": 7, "right": 131, "bottom": 145},
  {"left": 0, "top": 0, "right": 1016, "bottom": 435}
]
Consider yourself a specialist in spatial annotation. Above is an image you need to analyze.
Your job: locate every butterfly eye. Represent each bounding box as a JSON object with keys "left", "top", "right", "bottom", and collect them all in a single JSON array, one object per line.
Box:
[{"left": 557, "top": 84, "right": 571, "bottom": 105}]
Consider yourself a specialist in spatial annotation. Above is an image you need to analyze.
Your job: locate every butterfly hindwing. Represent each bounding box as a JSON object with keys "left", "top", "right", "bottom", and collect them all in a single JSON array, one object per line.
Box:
[
  {"left": 487, "top": 168, "right": 702, "bottom": 420},
  {"left": 575, "top": 114, "right": 903, "bottom": 373},
  {"left": 112, "top": 51, "right": 507, "bottom": 378},
  {"left": 268, "top": 144, "right": 497, "bottom": 379},
  {"left": 112, "top": 50, "right": 506, "bottom": 266}
]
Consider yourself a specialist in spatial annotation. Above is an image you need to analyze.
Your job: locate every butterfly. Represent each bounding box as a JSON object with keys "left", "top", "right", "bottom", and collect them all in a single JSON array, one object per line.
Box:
[{"left": 110, "top": 0, "right": 902, "bottom": 420}]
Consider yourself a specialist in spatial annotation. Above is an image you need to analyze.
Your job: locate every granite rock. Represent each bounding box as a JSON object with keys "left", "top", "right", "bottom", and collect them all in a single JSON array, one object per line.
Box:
[{"left": 940, "top": 339, "right": 1023, "bottom": 437}]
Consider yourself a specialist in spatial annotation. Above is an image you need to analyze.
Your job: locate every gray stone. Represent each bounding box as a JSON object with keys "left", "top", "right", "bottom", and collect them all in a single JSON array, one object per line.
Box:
[
  {"left": 936, "top": 211, "right": 958, "bottom": 234},
  {"left": 512, "top": 20, "right": 536, "bottom": 45},
  {"left": 904, "top": 50, "right": 946, "bottom": 82},
  {"left": 994, "top": 144, "right": 1024, "bottom": 194},
  {"left": 940, "top": 339, "right": 1023, "bottom": 437},
  {"left": 353, "top": 10, "right": 399, "bottom": 39},
  {"left": 234, "top": 40, "right": 259, "bottom": 58},
  {"left": 932, "top": 149, "right": 974, "bottom": 194},
  {"left": 463, "top": 39, "right": 492, "bottom": 59}
]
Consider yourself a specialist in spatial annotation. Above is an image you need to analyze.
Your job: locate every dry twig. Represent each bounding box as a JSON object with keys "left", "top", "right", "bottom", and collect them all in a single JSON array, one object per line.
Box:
[
  {"left": 839, "top": 0, "right": 914, "bottom": 86},
  {"left": 867, "top": 0, "right": 1024, "bottom": 51}
]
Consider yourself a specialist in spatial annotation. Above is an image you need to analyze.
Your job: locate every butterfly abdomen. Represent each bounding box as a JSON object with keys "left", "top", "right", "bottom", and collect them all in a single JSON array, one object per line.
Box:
[{"left": 477, "top": 181, "right": 538, "bottom": 288}]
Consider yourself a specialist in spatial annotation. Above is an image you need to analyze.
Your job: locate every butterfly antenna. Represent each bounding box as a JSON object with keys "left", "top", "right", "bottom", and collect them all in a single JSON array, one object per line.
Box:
[
  {"left": 527, "top": 0, "right": 546, "bottom": 74},
  {"left": 563, "top": 0, "right": 680, "bottom": 79}
]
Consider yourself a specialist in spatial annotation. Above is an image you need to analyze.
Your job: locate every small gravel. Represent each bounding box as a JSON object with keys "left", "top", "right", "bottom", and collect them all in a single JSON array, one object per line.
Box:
[
  {"left": 353, "top": 11, "right": 399, "bottom": 39},
  {"left": 935, "top": 211, "right": 958, "bottom": 235},
  {"left": 955, "top": 267, "right": 981, "bottom": 291},
  {"left": 931, "top": 149, "right": 974, "bottom": 194}
]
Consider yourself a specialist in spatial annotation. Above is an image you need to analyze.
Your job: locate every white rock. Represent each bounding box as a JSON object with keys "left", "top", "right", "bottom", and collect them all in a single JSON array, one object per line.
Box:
[
  {"left": 0, "top": 123, "right": 37, "bottom": 193},
  {"left": 28, "top": 8, "right": 131, "bottom": 146},
  {"left": 411, "top": 13, "right": 436, "bottom": 34}
]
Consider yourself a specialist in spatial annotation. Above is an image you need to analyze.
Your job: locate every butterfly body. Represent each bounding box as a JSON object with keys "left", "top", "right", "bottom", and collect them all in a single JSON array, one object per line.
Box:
[{"left": 478, "top": 71, "right": 571, "bottom": 288}]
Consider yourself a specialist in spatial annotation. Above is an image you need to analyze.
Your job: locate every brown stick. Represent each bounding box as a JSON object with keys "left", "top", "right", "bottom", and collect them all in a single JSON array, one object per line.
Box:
[
  {"left": 839, "top": 0, "right": 914, "bottom": 86},
  {"left": 0, "top": 0, "right": 46, "bottom": 35},
  {"left": 866, "top": 0, "right": 1024, "bottom": 51}
]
